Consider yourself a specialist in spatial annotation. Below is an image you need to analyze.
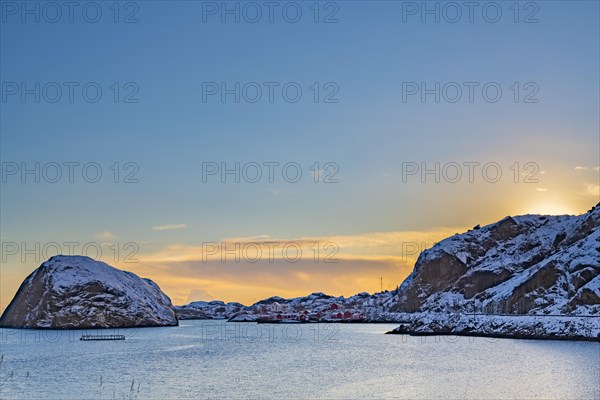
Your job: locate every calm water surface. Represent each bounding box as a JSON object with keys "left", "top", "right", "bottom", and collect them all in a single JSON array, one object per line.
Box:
[{"left": 0, "top": 321, "right": 598, "bottom": 399}]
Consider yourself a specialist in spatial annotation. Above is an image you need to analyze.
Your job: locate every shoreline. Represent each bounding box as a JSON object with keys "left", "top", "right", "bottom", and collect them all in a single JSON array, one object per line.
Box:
[
  {"left": 0, "top": 322, "right": 179, "bottom": 330},
  {"left": 385, "top": 328, "right": 600, "bottom": 342},
  {"left": 3, "top": 316, "right": 598, "bottom": 344},
  {"left": 2, "top": 320, "right": 598, "bottom": 342}
]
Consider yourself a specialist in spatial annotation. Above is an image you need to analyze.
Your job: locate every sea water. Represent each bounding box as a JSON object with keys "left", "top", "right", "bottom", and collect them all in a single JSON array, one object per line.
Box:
[{"left": 0, "top": 321, "right": 598, "bottom": 399}]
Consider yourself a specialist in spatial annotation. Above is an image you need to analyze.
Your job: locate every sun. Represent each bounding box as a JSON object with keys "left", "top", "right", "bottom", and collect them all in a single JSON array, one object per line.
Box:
[{"left": 524, "top": 201, "right": 576, "bottom": 216}]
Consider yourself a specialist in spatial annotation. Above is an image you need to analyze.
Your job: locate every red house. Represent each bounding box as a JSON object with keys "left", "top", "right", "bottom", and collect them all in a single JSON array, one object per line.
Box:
[{"left": 330, "top": 303, "right": 339, "bottom": 310}]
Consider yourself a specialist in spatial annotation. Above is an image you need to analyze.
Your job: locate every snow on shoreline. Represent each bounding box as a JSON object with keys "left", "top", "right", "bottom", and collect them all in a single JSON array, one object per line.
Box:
[{"left": 388, "top": 312, "right": 600, "bottom": 341}]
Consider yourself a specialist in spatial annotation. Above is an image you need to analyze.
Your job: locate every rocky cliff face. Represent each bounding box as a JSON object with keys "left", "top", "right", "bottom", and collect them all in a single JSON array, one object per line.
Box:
[
  {"left": 0, "top": 255, "right": 178, "bottom": 329},
  {"left": 393, "top": 204, "right": 600, "bottom": 315}
]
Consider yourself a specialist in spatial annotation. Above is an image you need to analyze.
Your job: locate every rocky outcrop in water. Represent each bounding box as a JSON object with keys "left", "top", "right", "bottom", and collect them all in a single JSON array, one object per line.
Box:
[{"left": 0, "top": 255, "right": 178, "bottom": 329}]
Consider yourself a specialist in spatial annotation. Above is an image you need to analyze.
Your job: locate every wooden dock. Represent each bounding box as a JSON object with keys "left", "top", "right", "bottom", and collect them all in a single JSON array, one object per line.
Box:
[{"left": 80, "top": 334, "right": 126, "bottom": 341}]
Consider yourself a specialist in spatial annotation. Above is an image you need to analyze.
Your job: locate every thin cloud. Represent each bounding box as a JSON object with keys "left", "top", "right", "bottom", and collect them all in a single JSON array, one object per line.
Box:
[
  {"left": 536, "top": 188, "right": 548, "bottom": 192},
  {"left": 139, "top": 228, "right": 461, "bottom": 264},
  {"left": 575, "top": 166, "right": 589, "bottom": 171},
  {"left": 152, "top": 224, "right": 188, "bottom": 231},
  {"left": 586, "top": 184, "right": 600, "bottom": 197},
  {"left": 95, "top": 231, "right": 115, "bottom": 240}
]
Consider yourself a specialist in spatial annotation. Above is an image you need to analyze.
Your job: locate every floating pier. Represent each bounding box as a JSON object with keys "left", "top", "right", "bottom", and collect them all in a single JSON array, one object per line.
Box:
[{"left": 80, "top": 334, "right": 126, "bottom": 341}]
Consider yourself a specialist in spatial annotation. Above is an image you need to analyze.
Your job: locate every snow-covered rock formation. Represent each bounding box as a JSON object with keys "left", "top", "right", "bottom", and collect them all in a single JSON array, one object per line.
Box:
[
  {"left": 389, "top": 204, "right": 600, "bottom": 340},
  {"left": 0, "top": 255, "right": 178, "bottom": 329},
  {"left": 175, "top": 300, "right": 244, "bottom": 320}
]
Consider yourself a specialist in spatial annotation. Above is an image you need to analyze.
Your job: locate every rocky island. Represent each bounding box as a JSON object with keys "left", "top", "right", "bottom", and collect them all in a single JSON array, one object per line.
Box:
[{"left": 0, "top": 255, "right": 178, "bottom": 329}]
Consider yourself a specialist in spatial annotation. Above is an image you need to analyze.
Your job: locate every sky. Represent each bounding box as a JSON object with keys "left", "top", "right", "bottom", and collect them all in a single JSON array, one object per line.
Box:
[{"left": 1, "top": 0, "right": 599, "bottom": 310}]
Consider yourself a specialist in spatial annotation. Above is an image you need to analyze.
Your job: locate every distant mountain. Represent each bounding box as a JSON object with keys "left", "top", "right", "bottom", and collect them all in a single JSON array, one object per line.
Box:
[
  {"left": 175, "top": 300, "right": 244, "bottom": 320},
  {"left": 0, "top": 256, "right": 178, "bottom": 329},
  {"left": 175, "top": 290, "right": 397, "bottom": 322}
]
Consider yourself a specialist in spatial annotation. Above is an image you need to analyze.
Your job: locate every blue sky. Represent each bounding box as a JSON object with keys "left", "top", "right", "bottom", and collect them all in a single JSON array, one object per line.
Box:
[{"left": 1, "top": 1, "right": 599, "bottom": 306}]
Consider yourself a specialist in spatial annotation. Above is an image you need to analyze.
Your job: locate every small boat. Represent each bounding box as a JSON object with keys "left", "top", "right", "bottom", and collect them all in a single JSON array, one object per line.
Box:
[{"left": 80, "top": 334, "right": 126, "bottom": 341}]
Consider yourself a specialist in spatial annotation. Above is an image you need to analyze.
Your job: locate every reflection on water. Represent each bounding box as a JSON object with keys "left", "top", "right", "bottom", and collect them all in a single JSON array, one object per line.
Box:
[{"left": 0, "top": 321, "right": 598, "bottom": 399}]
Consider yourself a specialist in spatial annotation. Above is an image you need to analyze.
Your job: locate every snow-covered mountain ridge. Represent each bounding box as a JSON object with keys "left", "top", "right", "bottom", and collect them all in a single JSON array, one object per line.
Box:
[
  {"left": 175, "top": 290, "right": 397, "bottom": 322},
  {"left": 391, "top": 203, "right": 600, "bottom": 316}
]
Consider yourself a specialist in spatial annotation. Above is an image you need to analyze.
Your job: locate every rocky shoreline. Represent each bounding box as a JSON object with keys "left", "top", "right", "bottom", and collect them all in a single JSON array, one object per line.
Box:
[{"left": 384, "top": 313, "right": 600, "bottom": 342}]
